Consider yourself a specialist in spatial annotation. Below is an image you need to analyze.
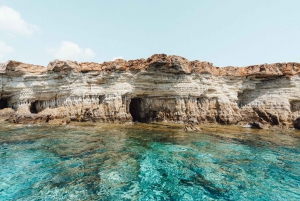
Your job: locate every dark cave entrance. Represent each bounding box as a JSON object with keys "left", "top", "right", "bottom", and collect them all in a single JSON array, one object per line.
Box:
[
  {"left": 129, "top": 98, "right": 158, "bottom": 123},
  {"left": 30, "top": 101, "right": 38, "bottom": 114},
  {"left": 129, "top": 98, "right": 143, "bottom": 122},
  {"left": 0, "top": 98, "right": 8, "bottom": 109}
]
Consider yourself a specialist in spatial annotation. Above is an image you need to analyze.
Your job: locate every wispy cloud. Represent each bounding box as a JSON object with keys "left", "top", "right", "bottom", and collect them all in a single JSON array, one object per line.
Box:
[
  {"left": 46, "top": 41, "right": 95, "bottom": 61},
  {"left": 0, "top": 6, "right": 38, "bottom": 35},
  {"left": 0, "top": 41, "right": 13, "bottom": 60},
  {"left": 112, "top": 56, "right": 124, "bottom": 61}
]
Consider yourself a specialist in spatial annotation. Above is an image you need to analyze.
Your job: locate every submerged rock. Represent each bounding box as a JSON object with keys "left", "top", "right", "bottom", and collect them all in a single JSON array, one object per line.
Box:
[
  {"left": 48, "top": 117, "right": 70, "bottom": 125},
  {"left": 184, "top": 118, "right": 202, "bottom": 132},
  {"left": 184, "top": 124, "right": 201, "bottom": 132}
]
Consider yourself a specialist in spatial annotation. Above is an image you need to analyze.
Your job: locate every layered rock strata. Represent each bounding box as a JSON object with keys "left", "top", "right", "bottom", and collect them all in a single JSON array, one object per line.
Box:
[{"left": 1, "top": 54, "right": 300, "bottom": 128}]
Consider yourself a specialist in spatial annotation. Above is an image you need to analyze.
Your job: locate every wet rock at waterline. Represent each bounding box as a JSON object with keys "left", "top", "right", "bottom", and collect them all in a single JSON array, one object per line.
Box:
[
  {"left": 250, "top": 122, "right": 269, "bottom": 129},
  {"left": 1, "top": 54, "right": 300, "bottom": 128},
  {"left": 184, "top": 118, "right": 201, "bottom": 132}
]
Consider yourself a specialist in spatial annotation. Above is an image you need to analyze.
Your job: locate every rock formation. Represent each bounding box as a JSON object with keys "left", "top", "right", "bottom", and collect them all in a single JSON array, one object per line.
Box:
[{"left": 1, "top": 54, "right": 300, "bottom": 128}]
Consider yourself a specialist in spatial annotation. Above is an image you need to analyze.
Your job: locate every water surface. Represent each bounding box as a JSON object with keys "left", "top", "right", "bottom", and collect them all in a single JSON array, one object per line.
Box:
[{"left": 0, "top": 122, "right": 300, "bottom": 200}]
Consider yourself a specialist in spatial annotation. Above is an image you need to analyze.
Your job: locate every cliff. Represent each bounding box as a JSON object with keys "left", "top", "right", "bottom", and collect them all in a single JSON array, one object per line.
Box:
[{"left": 1, "top": 54, "right": 300, "bottom": 128}]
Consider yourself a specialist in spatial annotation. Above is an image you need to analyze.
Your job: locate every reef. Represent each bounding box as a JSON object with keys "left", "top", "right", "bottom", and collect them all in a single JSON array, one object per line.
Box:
[{"left": 1, "top": 54, "right": 300, "bottom": 128}]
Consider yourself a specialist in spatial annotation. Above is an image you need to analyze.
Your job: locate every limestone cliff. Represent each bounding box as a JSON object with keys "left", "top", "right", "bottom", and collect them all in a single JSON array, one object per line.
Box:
[{"left": 1, "top": 54, "right": 300, "bottom": 128}]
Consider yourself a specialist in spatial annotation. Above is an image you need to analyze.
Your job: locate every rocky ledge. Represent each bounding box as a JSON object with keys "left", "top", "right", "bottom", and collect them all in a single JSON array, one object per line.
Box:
[{"left": 1, "top": 54, "right": 300, "bottom": 128}]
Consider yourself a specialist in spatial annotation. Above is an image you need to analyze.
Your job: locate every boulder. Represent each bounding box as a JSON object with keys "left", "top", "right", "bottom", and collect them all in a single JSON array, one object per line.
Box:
[
  {"left": 250, "top": 122, "right": 269, "bottom": 129},
  {"left": 184, "top": 124, "right": 201, "bottom": 132},
  {"left": 188, "top": 117, "right": 199, "bottom": 124}
]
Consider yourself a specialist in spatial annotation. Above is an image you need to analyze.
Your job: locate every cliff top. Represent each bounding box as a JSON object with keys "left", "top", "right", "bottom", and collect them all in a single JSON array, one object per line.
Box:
[{"left": 1, "top": 54, "right": 300, "bottom": 77}]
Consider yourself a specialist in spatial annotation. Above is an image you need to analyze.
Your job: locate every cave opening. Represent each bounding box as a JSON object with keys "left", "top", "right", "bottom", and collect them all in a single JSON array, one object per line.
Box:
[
  {"left": 129, "top": 98, "right": 143, "bottom": 122},
  {"left": 30, "top": 101, "right": 38, "bottom": 114},
  {"left": 0, "top": 98, "right": 8, "bottom": 109}
]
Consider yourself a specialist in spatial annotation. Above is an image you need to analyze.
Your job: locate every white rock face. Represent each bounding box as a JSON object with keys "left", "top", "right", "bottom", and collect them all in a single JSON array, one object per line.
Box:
[{"left": 1, "top": 54, "right": 300, "bottom": 128}]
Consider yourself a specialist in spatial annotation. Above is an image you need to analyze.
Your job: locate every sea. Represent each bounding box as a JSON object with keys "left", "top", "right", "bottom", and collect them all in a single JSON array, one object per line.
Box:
[{"left": 0, "top": 122, "right": 299, "bottom": 201}]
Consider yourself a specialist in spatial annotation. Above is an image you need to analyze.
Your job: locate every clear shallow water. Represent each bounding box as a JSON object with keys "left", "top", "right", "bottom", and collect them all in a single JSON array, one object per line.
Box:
[{"left": 0, "top": 122, "right": 299, "bottom": 201}]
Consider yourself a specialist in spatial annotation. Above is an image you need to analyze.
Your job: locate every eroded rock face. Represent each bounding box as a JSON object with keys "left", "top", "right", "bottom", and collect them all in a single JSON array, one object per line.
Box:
[
  {"left": 0, "top": 108, "right": 15, "bottom": 121},
  {"left": 1, "top": 54, "right": 300, "bottom": 127}
]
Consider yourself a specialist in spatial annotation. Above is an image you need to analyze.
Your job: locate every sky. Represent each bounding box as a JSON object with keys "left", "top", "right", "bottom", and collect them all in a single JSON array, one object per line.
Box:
[{"left": 0, "top": 0, "right": 299, "bottom": 67}]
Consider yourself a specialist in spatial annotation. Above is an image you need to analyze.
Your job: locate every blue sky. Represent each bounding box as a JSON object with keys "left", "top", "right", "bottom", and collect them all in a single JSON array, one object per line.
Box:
[{"left": 0, "top": 0, "right": 299, "bottom": 67}]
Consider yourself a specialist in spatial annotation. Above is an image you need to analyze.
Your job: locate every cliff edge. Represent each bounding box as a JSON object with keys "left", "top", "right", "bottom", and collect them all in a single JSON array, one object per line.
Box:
[{"left": 1, "top": 54, "right": 300, "bottom": 128}]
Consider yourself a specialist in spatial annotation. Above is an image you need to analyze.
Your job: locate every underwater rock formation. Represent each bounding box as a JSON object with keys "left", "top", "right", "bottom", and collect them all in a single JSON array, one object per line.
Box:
[{"left": 1, "top": 54, "right": 300, "bottom": 128}]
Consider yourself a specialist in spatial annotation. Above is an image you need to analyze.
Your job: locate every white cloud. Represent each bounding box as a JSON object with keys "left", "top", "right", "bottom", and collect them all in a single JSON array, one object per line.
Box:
[
  {"left": 0, "top": 6, "right": 38, "bottom": 35},
  {"left": 47, "top": 41, "right": 95, "bottom": 61},
  {"left": 84, "top": 48, "right": 96, "bottom": 60},
  {"left": 112, "top": 56, "right": 124, "bottom": 61},
  {"left": 0, "top": 41, "right": 13, "bottom": 59}
]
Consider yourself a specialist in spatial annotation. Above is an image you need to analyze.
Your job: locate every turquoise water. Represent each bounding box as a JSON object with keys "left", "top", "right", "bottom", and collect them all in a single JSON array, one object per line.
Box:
[{"left": 0, "top": 123, "right": 299, "bottom": 201}]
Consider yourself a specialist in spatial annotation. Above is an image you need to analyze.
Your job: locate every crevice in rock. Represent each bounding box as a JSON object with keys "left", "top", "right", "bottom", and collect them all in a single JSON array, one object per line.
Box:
[
  {"left": 0, "top": 98, "right": 8, "bottom": 109},
  {"left": 30, "top": 101, "right": 38, "bottom": 113},
  {"left": 99, "top": 95, "right": 105, "bottom": 104},
  {"left": 253, "top": 108, "right": 279, "bottom": 125},
  {"left": 122, "top": 95, "right": 126, "bottom": 105},
  {"left": 237, "top": 92, "right": 243, "bottom": 108},
  {"left": 268, "top": 112, "right": 279, "bottom": 125},
  {"left": 196, "top": 97, "right": 207, "bottom": 108}
]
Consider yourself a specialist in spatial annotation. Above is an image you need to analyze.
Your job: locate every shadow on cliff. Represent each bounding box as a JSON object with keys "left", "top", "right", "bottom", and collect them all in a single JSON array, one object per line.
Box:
[
  {"left": 237, "top": 76, "right": 297, "bottom": 125},
  {"left": 237, "top": 76, "right": 293, "bottom": 107}
]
